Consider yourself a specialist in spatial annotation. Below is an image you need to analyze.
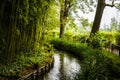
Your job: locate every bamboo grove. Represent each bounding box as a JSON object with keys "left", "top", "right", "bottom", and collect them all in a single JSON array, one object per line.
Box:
[{"left": 0, "top": 0, "right": 55, "bottom": 65}]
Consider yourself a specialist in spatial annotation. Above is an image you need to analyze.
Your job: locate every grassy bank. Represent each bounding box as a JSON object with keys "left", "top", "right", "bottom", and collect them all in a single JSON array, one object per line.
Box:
[
  {"left": 50, "top": 38, "right": 120, "bottom": 80},
  {"left": 0, "top": 44, "right": 54, "bottom": 80}
]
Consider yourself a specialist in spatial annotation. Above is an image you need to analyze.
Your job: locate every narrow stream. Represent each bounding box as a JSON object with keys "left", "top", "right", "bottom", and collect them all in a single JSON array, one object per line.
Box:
[{"left": 41, "top": 51, "right": 81, "bottom": 80}]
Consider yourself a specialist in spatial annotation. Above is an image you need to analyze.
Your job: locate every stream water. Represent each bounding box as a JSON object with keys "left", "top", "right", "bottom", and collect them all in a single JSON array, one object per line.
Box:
[{"left": 41, "top": 51, "right": 81, "bottom": 80}]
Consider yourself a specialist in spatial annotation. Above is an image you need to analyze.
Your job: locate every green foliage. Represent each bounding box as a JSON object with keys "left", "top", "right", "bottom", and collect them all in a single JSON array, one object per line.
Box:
[
  {"left": 78, "top": 51, "right": 114, "bottom": 80},
  {"left": 0, "top": 1, "right": 57, "bottom": 78},
  {"left": 100, "top": 32, "right": 115, "bottom": 43},
  {"left": 81, "top": 18, "right": 90, "bottom": 28},
  {"left": 0, "top": 0, "right": 56, "bottom": 64},
  {"left": 89, "top": 32, "right": 106, "bottom": 49},
  {"left": 115, "top": 32, "right": 120, "bottom": 45},
  {"left": 63, "top": 32, "right": 76, "bottom": 41},
  {"left": 98, "top": 31, "right": 120, "bottom": 45},
  {"left": 66, "top": 18, "right": 78, "bottom": 32},
  {"left": 80, "top": 54, "right": 120, "bottom": 80},
  {"left": 51, "top": 38, "right": 120, "bottom": 80},
  {"left": 88, "top": 32, "right": 120, "bottom": 49},
  {"left": 0, "top": 49, "right": 54, "bottom": 78},
  {"left": 50, "top": 38, "right": 93, "bottom": 59},
  {"left": 73, "top": 33, "right": 89, "bottom": 42}
]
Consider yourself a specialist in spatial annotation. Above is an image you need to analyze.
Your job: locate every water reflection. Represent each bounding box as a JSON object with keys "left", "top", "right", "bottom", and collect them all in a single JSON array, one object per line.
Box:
[{"left": 43, "top": 51, "right": 81, "bottom": 80}]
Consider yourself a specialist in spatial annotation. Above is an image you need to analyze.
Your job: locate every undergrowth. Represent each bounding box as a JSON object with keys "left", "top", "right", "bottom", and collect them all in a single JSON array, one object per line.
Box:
[
  {"left": 50, "top": 38, "right": 120, "bottom": 80},
  {"left": 0, "top": 44, "right": 54, "bottom": 79}
]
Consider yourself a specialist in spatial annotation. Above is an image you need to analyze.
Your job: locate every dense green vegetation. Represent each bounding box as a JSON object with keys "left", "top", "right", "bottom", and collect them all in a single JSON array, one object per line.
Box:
[
  {"left": 0, "top": 0, "right": 56, "bottom": 64},
  {"left": 50, "top": 38, "right": 120, "bottom": 80},
  {"left": 0, "top": 49, "right": 53, "bottom": 79},
  {"left": 0, "top": 0, "right": 120, "bottom": 80},
  {"left": 0, "top": 0, "right": 56, "bottom": 79}
]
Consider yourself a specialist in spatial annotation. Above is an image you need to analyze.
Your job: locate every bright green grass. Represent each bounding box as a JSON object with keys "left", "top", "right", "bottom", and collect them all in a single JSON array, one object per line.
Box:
[{"left": 50, "top": 38, "right": 120, "bottom": 80}]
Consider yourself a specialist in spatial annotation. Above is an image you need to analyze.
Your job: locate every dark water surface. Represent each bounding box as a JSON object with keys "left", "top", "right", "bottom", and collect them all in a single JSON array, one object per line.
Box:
[{"left": 41, "top": 51, "right": 81, "bottom": 80}]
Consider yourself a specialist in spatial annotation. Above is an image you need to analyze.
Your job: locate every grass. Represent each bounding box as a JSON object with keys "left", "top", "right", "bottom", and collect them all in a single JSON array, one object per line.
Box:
[
  {"left": 50, "top": 38, "right": 89, "bottom": 59},
  {"left": 0, "top": 46, "right": 54, "bottom": 80},
  {"left": 50, "top": 38, "right": 120, "bottom": 80}
]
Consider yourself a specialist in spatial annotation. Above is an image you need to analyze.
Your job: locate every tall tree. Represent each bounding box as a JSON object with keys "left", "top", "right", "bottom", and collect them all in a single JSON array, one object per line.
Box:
[
  {"left": 60, "top": 0, "right": 72, "bottom": 38},
  {"left": 90, "top": 0, "right": 105, "bottom": 35},
  {"left": 90, "top": 0, "right": 120, "bottom": 35},
  {"left": 59, "top": 0, "right": 97, "bottom": 38}
]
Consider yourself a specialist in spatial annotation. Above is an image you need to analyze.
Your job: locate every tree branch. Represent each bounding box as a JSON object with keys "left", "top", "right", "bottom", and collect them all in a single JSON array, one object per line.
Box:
[
  {"left": 105, "top": 0, "right": 120, "bottom": 9},
  {"left": 114, "top": 5, "right": 120, "bottom": 9},
  {"left": 105, "top": 4, "right": 114, "bottom": 7},
  {"left": 105, "top": 0, "right": 115, "bottom": 7}
]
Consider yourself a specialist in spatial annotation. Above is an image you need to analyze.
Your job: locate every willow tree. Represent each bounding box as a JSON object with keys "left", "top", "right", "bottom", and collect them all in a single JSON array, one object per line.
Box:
[{"left": 90, "top": 0, "right": 120, "bottom": 35}]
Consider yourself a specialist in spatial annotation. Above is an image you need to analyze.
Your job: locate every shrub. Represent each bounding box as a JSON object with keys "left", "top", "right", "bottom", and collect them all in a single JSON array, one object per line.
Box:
[
  {"left": 78, "top": 51, "right": 114, "bottom": 80},
  {"left": 0, "top": 43, "right": 54, "bottom": 79},
  {"left": 51, "top": 38, "right": 120, "bottom": 80},
  {"left": 73, "top": 33, "right": 89, "bottom": 43},
  {"left": 99, "top": 32, "right": 116, "bottom": 44},
  {"left": 115, "top": 32, "right": 120, "bottom": 45},
  {"left": 50, "top": 38, "right": 89, "bottom": 59},
  {"left": 89, "top": 32, "right": 106, "bottom": 49}
]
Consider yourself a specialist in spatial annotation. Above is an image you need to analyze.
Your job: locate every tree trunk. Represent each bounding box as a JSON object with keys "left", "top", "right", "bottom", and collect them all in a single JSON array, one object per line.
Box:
[
  {"left": 59, "top": 0, "right": 71, "bottom": 38},
  {"left": 90, "top": 0, "right": 105, "bottom": 35},
  {"left": 60, "top": 22, "right": 65, "bottom": 38},
  {"left": 60, "top": 8, "right": 66, "bottom": 38}
]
